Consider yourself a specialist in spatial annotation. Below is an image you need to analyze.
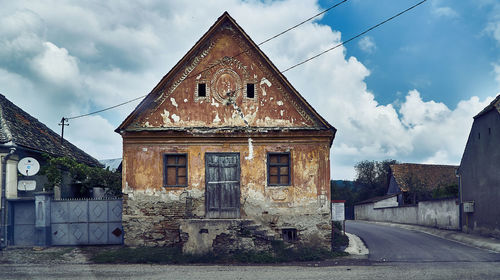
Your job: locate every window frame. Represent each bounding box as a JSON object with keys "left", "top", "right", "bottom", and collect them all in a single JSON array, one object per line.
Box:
[
  {"left": 246, "top": 83, "right": 255, "bottom": 98},
  {"left": 267, "top": 152, "right": 291, "bottom": 186},
  {"left": 243, "top": 81, "right": 258, "bottom": 102},
  {"left": 195, "top": 81, "right": 209, "bottom": 100},
  {"left": 163, "top": 153, "right": 188, "bottom": 188}
]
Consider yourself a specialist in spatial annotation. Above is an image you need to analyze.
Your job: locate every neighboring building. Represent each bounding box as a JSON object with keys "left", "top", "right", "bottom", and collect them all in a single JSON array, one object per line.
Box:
[
  {"left": 0, "top": 93, "right": 101, "bottom": 199},
  {"left": 100, "top": 158, "right": 122, "bottom": 172},
  {"left": 116, "top": 12, "right": 336, "bottom": 252},
  {"left": 387, "top": 163, "right": 458, "bottom": 205},
  {"left": 458, "top": 94, "right": 500, "bottom": 238},
  {"left": 0, "top": 93, "right": 101, "bottom": 247}
]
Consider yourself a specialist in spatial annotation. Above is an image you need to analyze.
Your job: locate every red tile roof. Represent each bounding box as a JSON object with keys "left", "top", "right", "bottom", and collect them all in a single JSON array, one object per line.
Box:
[{"left": 390, "top": 163, "right": 458, "bottom": 192}]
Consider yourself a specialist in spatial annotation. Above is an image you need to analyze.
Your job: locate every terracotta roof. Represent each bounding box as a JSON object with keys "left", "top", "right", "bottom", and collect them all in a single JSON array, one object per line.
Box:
[
  {"left": 475, "top": 94, "right": 500, "bottom": 119},
  {"left": 116, "top": 12, "right": 336, "bottom": 141},
  {"left": 390, "top": 163, "right": 458, "bottom": 192},
  {"left": 0, "top": 94, "right": 101, "bottom": 166}
]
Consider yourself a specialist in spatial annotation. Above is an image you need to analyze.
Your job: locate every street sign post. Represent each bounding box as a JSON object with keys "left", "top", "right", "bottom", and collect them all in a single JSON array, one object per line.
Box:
[{"left": 331, "top": 200, "right": 346, "bottom": 251}]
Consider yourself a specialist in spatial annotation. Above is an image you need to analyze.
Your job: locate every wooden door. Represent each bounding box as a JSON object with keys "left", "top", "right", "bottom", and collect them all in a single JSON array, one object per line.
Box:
[{"left": 205, "top": 153, "right": 240, "bottom": 218}]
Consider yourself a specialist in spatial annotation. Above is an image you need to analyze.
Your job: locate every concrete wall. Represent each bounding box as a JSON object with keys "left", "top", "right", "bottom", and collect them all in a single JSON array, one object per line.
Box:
[
  {"left": 418, "top": 199, "right": 459, "bottom": 230},
  {"left": 355, "top": 198, "right": 459, "bottom": 230},
  {"left": 355, "top": 203, "right": 418, "bottom": 224},
  {"left": 459, "top": 109, "right": 500, "bottom": 238},
  {"left": 374, "top": 196, "right": 398, "bottom": 209}
]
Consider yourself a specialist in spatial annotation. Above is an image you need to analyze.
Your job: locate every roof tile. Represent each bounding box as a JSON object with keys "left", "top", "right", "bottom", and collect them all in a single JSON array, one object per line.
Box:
[{"left": 0, "top": 94, "right": 101, "bottom": 166}]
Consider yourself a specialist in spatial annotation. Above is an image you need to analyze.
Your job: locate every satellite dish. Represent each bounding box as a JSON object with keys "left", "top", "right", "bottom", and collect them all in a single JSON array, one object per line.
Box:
[{"left": 17, "top": 157, "right": 40, "bottom": 176}]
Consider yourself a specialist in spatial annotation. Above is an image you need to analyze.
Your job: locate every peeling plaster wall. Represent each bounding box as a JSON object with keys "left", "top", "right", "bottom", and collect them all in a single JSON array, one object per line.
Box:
[
  {"left": 131, "top": 25, "right": 319, "bottom": 130},
  {"left": 119, "top": 18, "right": 334, "bottom": 250},
  {"left": 121, "top": 137, "right": 332, "bottom": 248}
]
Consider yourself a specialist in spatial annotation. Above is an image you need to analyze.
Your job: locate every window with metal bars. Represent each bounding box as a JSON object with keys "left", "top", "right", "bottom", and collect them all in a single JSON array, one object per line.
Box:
[
  {"left": 163, "top": 154, "right": 188, "bottom": 187},
  {"left": 267, "top": 152, "right": 291, "bottom": 186},
  {"left": 282, "top": 228, "right": 297, "bottom": 242}
]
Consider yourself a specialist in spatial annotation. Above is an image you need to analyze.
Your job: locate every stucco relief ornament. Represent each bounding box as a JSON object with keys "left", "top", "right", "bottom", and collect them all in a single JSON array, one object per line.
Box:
[{"left": 211, "top": 68, "right": 242, "bottom": 105}]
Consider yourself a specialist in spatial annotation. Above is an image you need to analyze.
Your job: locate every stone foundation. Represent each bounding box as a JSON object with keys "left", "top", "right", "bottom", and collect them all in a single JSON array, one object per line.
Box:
[{"left": 122, "top": 188, "right": 332, "bottom": 250}]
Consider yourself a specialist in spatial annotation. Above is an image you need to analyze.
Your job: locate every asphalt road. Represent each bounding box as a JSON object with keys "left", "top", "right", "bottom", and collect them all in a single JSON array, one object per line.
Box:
[
  {"left": 2, "top": 262, "right": 500, "bottom": 280},
  {"left": 345, "top": 220, "right": 500, "bottom": 262}
]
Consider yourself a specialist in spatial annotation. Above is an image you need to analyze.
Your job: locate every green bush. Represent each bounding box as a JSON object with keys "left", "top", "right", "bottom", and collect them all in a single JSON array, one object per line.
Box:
[
  {"left": 41, "top": 155, "right": 121, "bottom": 197},
  {"left": 89, "top": 244, "right": 347, "bottom": 264}
]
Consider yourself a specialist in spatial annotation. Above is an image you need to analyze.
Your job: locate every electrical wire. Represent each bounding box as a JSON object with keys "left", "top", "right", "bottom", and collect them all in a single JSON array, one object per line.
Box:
[
  {"left": 282, "top": 0, "right": 427, "bottom": 73},
  {"left": 66, "top": 94, "right": 148, "bottom": 120},
  {"left": 63, "top": 0, "right": 426, "bottom": 121},
  {"left": 63, "top": 0, "right": 349, "bottom": 121}
]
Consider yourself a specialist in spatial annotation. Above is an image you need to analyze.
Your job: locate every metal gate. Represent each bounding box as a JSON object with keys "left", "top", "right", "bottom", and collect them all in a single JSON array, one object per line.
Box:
[
  {"left": 51, "top": 199, "right": 123, "bottom": 245},
  {"left": 11, "top": 201, "right": 36, "bottom": 246}
]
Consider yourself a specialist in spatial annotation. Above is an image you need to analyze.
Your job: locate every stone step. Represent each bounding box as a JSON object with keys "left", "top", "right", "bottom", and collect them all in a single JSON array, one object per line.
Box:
[{"left": 239, "top": 220, "right": 282, "bottom": 241}]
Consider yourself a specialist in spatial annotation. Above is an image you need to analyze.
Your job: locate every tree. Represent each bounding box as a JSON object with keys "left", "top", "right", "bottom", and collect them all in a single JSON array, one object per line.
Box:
[
  {"left": 354, "top": 159, "right": 397, "bottom": 202},
  {"left": 41, "top": 155, "right": 122, "bottom": 197}
]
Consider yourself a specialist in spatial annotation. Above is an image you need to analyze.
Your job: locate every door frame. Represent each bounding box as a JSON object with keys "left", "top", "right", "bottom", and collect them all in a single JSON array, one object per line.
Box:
[{"left": 204, "top": 152, "right": 241, "bottom": 219}]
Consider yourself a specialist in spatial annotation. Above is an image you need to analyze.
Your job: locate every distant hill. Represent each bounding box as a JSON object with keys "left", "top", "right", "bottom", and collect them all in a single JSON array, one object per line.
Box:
[{"left": 331, "top": 180, "right": 356, "bottom": 189}]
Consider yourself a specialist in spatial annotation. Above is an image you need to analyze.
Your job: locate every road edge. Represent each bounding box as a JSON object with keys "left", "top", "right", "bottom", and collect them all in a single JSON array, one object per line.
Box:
[
  {"left": 344, "top": 232, "right": 369, "bottom": 258},
  {"left": 356, "top": 220, "right": 500, "bottom": 253}
]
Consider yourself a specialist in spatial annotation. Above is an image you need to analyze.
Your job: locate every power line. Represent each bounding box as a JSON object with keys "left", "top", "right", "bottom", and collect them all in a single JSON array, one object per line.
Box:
[
  {"left": 62, "top": 0, "right": 426, "bottom": 124},
  {"left": 65, "top": 94, "right": 148, "bottom": 120},
  {"left": 63, "top": 0, "right": 348, "bottom": 121},
  {"left": 258, "top": 0, "right": 347, "bottom": 47},
  {"left": 282, "top": 0, "right": 427, "bottom": 73}
]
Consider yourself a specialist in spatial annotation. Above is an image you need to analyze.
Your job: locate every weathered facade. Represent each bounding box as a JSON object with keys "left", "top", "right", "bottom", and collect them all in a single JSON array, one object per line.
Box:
[
  {"left": 116, "top": 12, "right": 336, "bottom": 252},
  {"left": 458, "top": 94, "right": 500, "bottom": 238}
]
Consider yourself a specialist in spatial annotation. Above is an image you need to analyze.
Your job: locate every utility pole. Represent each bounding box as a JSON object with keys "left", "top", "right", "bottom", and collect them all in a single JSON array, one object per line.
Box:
[{"left": 58, "top": 117, "right": 69, "bottom": 144}]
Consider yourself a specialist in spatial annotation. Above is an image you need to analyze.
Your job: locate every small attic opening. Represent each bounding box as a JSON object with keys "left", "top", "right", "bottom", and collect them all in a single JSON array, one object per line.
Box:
[
  {"left": 198, "top": 83, "right": 206, "bottom": 97},
  {"left": 246, "top": 83, "right": 255, "bottom": 98}
]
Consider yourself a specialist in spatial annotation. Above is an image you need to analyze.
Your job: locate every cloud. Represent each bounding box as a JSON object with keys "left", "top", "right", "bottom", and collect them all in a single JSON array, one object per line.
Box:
[
  {"left": 31, "top": 42, "right": 80, "bottom": 85},
  {"left": 358, "top": 36, "right": 376, "bottom": 53},
  {"left": 486, "top": 21, "right": 500, "bottom": 44},
  {"left": 0, "top": 0, "right": 493, "bottom": 180},
  {"left": 493, "top": 63, "right": 500, "bottom": 87},
  {"left": 432, "top": 6, "right": 459, "bottom": 18}
]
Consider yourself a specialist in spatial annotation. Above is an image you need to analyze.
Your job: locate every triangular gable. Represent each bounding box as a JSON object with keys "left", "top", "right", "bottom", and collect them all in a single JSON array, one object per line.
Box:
[
  {"left": 116, "top": 12, "right": 335, "bottom": 134},
  {"left": 474, "top": 94, "right": 500, "bottom": 119}
]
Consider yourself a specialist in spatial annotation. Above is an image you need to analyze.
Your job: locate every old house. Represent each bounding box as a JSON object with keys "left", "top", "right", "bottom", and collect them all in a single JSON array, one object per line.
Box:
[
  {"left": 458, "top": 94, "right": 500, "bottom": 238},
  {"left": 0, "top": 93, "right": 101, "bottom": 247},
  {"left": 116, "top": 12, "right": 336, "bottom": 253},
  {"left": 387, "top": 163, "right": 458, "bottom": 205}
]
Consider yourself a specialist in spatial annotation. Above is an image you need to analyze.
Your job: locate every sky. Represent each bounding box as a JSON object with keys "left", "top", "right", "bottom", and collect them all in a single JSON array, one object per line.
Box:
[{"left": 0, "top": 0, "right": 499, "bottom": 180}]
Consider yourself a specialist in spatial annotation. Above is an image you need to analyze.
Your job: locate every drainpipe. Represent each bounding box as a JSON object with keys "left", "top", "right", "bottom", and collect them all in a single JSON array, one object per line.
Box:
[
  {"left": 456, "top": 169, "right": 462, "bottom": 231},
  {"left": 1, "top": 147, "right": 16, "bottom": 250}
]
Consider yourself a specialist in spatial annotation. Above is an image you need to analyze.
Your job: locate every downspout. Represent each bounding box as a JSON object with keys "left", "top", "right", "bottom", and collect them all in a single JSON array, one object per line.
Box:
[
  {"left": 456, "top": 169, "right": 462, "bottom": 231},
  {"left": 1, "top": 147, "right": 16, "bottom": 249}
]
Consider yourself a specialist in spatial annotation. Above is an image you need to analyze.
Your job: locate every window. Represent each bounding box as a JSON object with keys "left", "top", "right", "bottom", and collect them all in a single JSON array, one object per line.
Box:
[
  {"left": 246, "top": 83, "right": 255, "bottom": 98},
  {"left": 164, "top": 154, "right": 187, "bottom": 187},
  {"left": 267, "top": 152, "right": 290, "bottom": 186},
  {"left": 282, "top": 228, "right": 297, "bottom": 242},
  {"left": 197, "top": 83, "right": 206, "bottom": 97}
]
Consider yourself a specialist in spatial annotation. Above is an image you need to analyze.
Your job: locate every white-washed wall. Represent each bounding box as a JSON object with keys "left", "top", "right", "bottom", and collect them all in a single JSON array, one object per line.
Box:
[{"left": 355, "top": 198, "right": 459, "bottom": 230}]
